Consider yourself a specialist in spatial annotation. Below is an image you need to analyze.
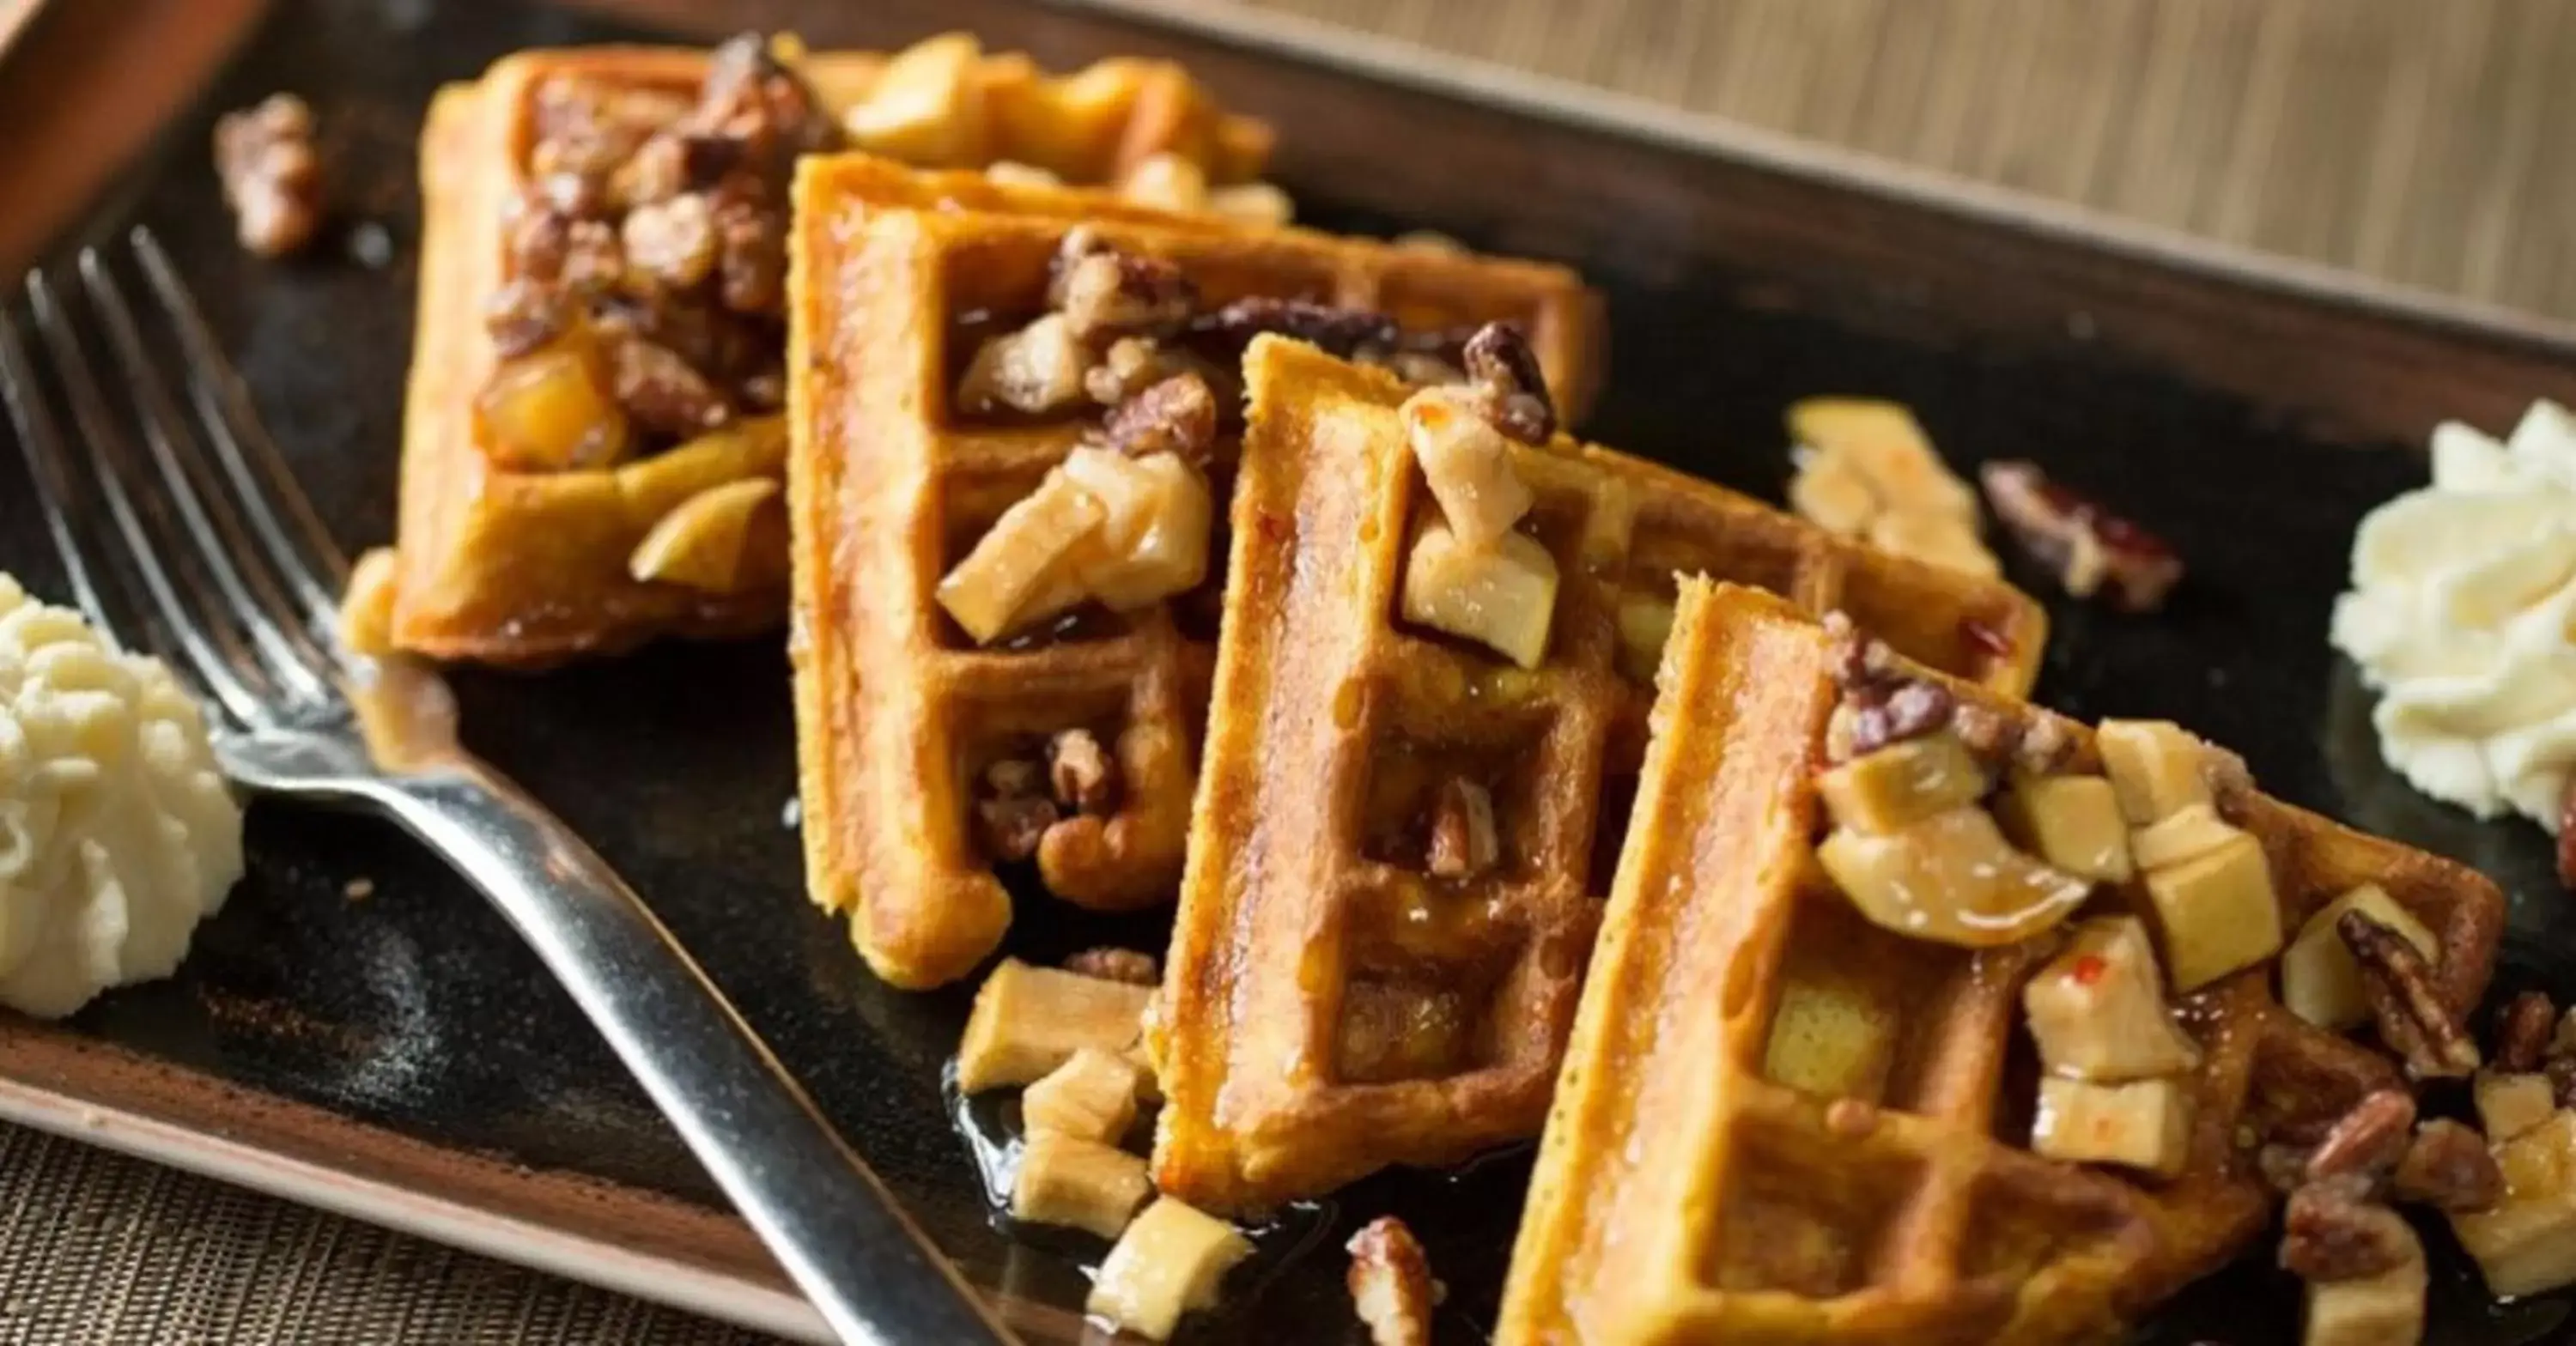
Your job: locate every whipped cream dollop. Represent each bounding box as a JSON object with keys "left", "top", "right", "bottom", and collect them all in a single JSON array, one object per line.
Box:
[
  {"left": 2331, "top": 400, "right": 2576, "bottom": 831},
  {"left": 0, "top": 574, "right": 244, "bottom": 1017}
]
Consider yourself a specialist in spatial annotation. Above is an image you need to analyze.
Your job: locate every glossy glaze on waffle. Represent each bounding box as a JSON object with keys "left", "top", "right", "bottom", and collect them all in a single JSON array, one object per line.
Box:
[
  {"left": 786, "top": 161, "right": 1606, "bottom": 990},
  {"left": 1496, "top": 581, "right": 2506, "bottom": 1345},
  {"left": 394, "top": 45, "right": 1272, "bottom": 666},
  {"left": 1147, "top": 339, "right": 2050, "bottom": 1215}
]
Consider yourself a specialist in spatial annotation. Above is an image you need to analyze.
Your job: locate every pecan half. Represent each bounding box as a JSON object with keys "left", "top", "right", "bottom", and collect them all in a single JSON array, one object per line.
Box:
[
  {"left": 1103, "top": 373, "right": 1219, "bottom": 464},
  {"left": 1065, "top": 948, "right": 1159, "bottom": 985},
  {"left": 2393, "top": 1119, "right": 2504, "bottom": 1212},
  {"left": 214, "top": 94, "right": 324, "bottom": 258},
  {"left": 2340, "top": 910, "right": 2480, "bottom": 1081},
  {"left": 1346, "top": 1216, "right": 1438, "bottom": 1346},
  {"left": 2279, "top": 1175, "right": 2415, "bottom": 1282},
  {"left": 1461, "top": 321, "right": 1555, "bottom": 444},
  {"left": 1838, "top": 679, "right": 1959, "bottom": 759},
  {"left": 2498, "top": 991, "right": 2558, "bottom": 1074},
  {"left": 1187, "top": 297, "right": 1399, "bottom": 361},
  {"left": 1047, "top": 728, "right": 1120, "bottom": 816},
  {"left": 1979, "top": 460, "right": 2184, "bottom": 613},
  {"left": 2303, "top": 1088, "right": 2415, "bottom": 1183},
  {"left": 610, "top": 337, "right": 732, "bottom": 436},
  {"left": 1425, "top": 779, "right": 1500, "bottom": 880}
]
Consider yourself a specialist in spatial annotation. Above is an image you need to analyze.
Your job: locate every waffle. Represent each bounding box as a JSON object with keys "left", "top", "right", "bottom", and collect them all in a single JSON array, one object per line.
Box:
[
  {"left": 786, "top": 159, "right": 1605, "bottom": 990},
  {"left": 1496, "top": 581, "right": 2506, "bottom": 1345},
  {"left": 392, "top": 40, "right": 1272, "bottom": 666},
  {"left": 1147, "top": 339, "right": 2050, "bottom": 1215}
]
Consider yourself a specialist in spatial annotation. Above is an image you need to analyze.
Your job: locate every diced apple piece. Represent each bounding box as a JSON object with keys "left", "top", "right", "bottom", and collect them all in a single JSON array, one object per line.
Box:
[
  {"left": 1021, "top": 1046, "right": 1144, "bottom": 1143},
  {"left": 2096, "top": 719, "right": 2213, "bottom": 824},
  {"left": 629, "top": 477, "right": 781, "bottom": 592},
  {"left": 1816, "top": 808, "right": 2092, "bottom": 948},
  {"left": 1787, "top": 398, "right": 1979, "bottom": 523},
  {"left": 1763, "top": 971, "right": 1899, "bottom": 1102},
  {"left": 1399, "top": 519, "right": 1559, "bottom": 669},
  {"left": 957, "top": 959, "right": 1153, "bottom": 1093},
  {"left": 2452, "top": 1110, "right": 2576, "bottom": 1297},
  {"left": 2139, "top": 832, "right": 2282, "bottom": 992},
  {"left": 2280, "top": 885, "right": 2439, "bottom": 1030},
  {"left": 2129, "top": 803, "right": 2242, "bottom": 873},
  {"left": 1060, "top": 446, "right": 1214, "bottom": 610},
  {"left": 1405, "top": 385, "right": 1533, "bottom": 547},
  {"left": 1614, "top": 592, "right": 1675, "bottom": 683},
  {"left": 1865, "top": 510, "right": 2000, "bottom": 579},
  {"left": 1786, "top": 449, "right": 1876, "bottom": 537},
  {"left": 936, "top": 470, "right": 1105, "bottom": 644},
  {"left": 1012, "top": 1131, "right": 1151, "bottom": 1240},
  {"left": 1206, "top": 182, "right": 1295, "bottom": 228},
  {"left": 2023, "top": 917, "right": 2202, "bottom": 1082},
  {"left": 1121, "top": 150, "right": 1211, "bottom": 214},
  {"left": 841, "top": 32, "right": 987, "bottom": 165},
  {"left": 2476, "top": 1072, "right": 2559, "bottom": 1143},
  {"left": 957, "top": 313, "right": 1091, "bottom": 416},
  {"left": 477, "top": 344, "right": 631, "bottom": 471},
  {"left": 2032, "top": 1076, "right": 2193, "bottom": 1177},
  {"left": 1996, "top": 774, "right": 2133, "bottom": 882},
  {"left": 338, "top": 546, "right": 400, "bottom": 658},
  {"left": 1815, "top": 734, "right": 1990, "bottom": 836},
  {"left": 2302, "top": 1221, "right": 2425, "bottom": 1346},
  {"left": 1088, "top": 1197, "right": 1254, "bottom": 1341}
]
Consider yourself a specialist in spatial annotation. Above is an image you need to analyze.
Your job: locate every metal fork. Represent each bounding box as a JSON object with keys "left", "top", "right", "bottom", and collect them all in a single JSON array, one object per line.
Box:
[{"left": 0, "top": 227, "right": 1013, "bottom": 1346}]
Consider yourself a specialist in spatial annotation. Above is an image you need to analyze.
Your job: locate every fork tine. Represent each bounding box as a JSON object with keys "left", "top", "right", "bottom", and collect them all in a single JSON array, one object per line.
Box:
[
  {"left": 0, "top": 312, "right": 118, "bottom": 639},
  {"left": 131, "top": 228, "right": 349, "bottom": 623},
  {"left": 78, "top": 246, "right": 335, "bottom": 705},
  {"left": 21, "top": 271, "right": 271, "bottom": 727}
]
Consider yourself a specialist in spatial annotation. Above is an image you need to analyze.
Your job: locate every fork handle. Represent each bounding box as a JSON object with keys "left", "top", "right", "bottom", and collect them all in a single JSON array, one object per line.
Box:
[{"left": 369, "top": 761, "right": 1013, "bottom": 1346}]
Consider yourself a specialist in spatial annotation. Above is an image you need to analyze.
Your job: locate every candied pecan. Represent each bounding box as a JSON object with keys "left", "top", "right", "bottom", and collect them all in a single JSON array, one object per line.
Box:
[
  {"left": 1461, "top": 321, "right": 1556, "bottom": 444},
  {"left": 531, "top": 75, "right": 689, "bottom": 177},
  {"left": 711, "top": 196, "right": 787, "bottom": 315},
  {"left": 1980, "top": 460, "right": 2184, "bottom": 613},
  {"left": 1085, "top": 337, "right": 1182, "bottom": 406},
  {"left": 2279, "top": 1176, "right": 2415, "bottom": 1282},
  {"left": 1425, "top": 779, "right": 1500, "bottom": 880},
  {"left": 506, "top": 200, "right": 575, "bottom": 281},
  {"left": 560, "top": 220, "right": 625, "bottom": 297},
  {"left": 1047, "top": 728, "right": 1120, "bottom": 816},
  {"left": 610, "top": 133, "right": 689, "bottom": 212},
  {"left": 975, "top": 795, "right": 1057, "bottom": 863},
  {"left": 2340, "top": 910, "right": 2480, "bottom": 1081},
  {"left": 1055, "top": 250, "right": 1196, "bottom": 344},
  {"left": 609, "top": 338, "right": 731, "bottom": 436},
  {"left": 2304, "top": 1089, "right": 2416, "bottom": 1183},
  {"left": 531, "top": 170, "right": 607, "bottom": 221},
  {"left": 691, "top": 32, "right": 841, "bottom": 166},
  {"left": 1066, "top": 948, "right": 1159, "bottom": 985},
  {"left": 2498, "top": 991, "right": 2559, "bottom": 1074},
  {"left": 1346, "top": 1216, "right": 1438, "bottom": 1346},
  {"left": 1103, "top": 373, "right": 1219, "bottom": 464},
  {"left": 622, "top": 193, "right": 718, "bottom": 291},
  {"left": 1840, "top": 679, "right": 1959, "bottom": 759},
  {"left": 1187, "top": 297, "right": 1399, "bottom": 361},
  {"left": 483, "top": 278, "right": 571, "bottom": 359},
  {"left": 2393, "top": 1119, "right": 2503, "bottom": 1212},
  {"left": 214, "top": 94, "right": 323, "bottom": 258}
]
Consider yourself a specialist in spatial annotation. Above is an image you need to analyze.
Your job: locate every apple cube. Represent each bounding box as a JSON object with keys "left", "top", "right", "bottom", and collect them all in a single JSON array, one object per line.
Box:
[
  {"left": 1615, "top": 592, "right": 1675, "bottom": 684},
  {"left": 2139, "top": 832, "right": 2282, "bottom": 991},
  {"left": 1787, "top": 449, "right": 1876, "bottom": 536},
  {"left": 629, "top": 477, "right": 780, "bottom": 593},
  {"left": 1399, "top": 519, "right": 1560, "bottom": 669},
  {"left": 2280, "top": 885, "right": 2439, "bottom": 1030},
  {"left": 1405, "top": 385, "right": 1533, "bottom": 547},
  {"left": 1787, "top": 398, "right": 1979, "bottom": 523},
  {"left": 1816, "top": 734, "right": 1990, "bottom": 836},
  {"left": 957, "top": 959, "right": 1153, "bottom": 1093},
  {"left": 2452, "top": 1110, "right": 2576, "bottom": 1297},
  {"left": 1816, "top": 808, "right": 2091, "bottom": 949},
  {"left": 1865, "top": 509, "right": 1999, "bottom": 579},
  {"left": 957, "top": 312, "right": 1091, "bottom": 416},
  {"left": 2301, "top": 1221, "right": 2425, "bottom": 1346},
  {"left": 1021, "top": 1046, "right": 1145, "bottom": 1143},
  {"left": 2476, "top": 1072, "right": 2558, "bottom": 1144},
  {"left": 1012, "top": 1131, "right": 1151, "bottom": 1240},
  {"left": 2023, "top": 917, "right": 2202, "bottom": 1082},
  {"left": 1060, "top": 446, "right": 1213, "bottom": 611},
  {"left": 1088, "top": 1197, "right": 1254, "bottom": 1341},
  {"left": 2096, "top": 719, "right": 2213, "bottom": 824},
  {"left": 1996, "top": 773, "right": 2134, "bottom": 882},
  {"left": 841, "top": 32, "right": 987, "bottom": 165},
  {"left": 2032, "top": 1076, "right": 2193, "bottom": 1177},
  {"left": 2129, "top": 803, "right": 2242, "bottom": 873},
  {"left": 1763, "top": 971, "right": 1899, "bottom": 1102},
  {"left": 936, "top": 470, "right": 1105, "bottom": 644}
]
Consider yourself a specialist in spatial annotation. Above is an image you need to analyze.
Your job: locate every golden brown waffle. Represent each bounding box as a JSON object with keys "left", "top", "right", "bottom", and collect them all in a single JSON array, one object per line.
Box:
[
  {"left": 392, "top": 43, "right": 1272, "bottom": 666},
  {"left": 1147, "top": 339, "right": 2050, "bottom": 1215},
  {"left": 1496, "top": 581, "right": 2506, "bottom": 1345},
  {"left": 787, "top": 159, "right": 1606, "bottom": 990}
]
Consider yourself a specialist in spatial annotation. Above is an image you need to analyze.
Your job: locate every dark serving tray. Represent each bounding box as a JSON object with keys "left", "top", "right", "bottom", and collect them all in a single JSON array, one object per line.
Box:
[{"left": 5, "top": 0, "right": 2576, "bottom": 1340}]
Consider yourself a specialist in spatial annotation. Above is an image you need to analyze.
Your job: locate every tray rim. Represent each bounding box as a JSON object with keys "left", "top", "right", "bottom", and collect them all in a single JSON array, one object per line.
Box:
[{"left": 13, "top": 1, "right": 2576, "bottom": 1342}]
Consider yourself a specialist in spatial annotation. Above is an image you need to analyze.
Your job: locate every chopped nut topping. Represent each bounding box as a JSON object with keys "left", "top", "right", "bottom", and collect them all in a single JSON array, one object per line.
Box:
[
  {"left": 1066, "top": 948, "right": 1159, "bottom": 985},
  {"left": 1460, "top": 321, "right": 1555, "bottom": 444},
  {"left": 2499, "top": 991, "right": 2558, "bottom": 1074},
  {"left": 2339, "top": 909, "right": 2480, "bottom": 1081},
  {"left": 2302, "top": 1089, "right": 2415, "bottom": 1184},
  {"left": 1086, "top": 336, "right": 1191, "bottom": 407},
  {"left": 1103, "top": 373, "right": 1220, "bottom": 464},
  {"left": 958, "top": 314, "right": 1094, "bottom": 416},
  {"left": 484, "top": 278, "right": 573, "bottom": 360},
  {"left": 2392, "top": 1118, "right": 2503, "bottom": 1212},
  {"left": 214, "top": 94, "right": 323, "bottom": 258},
  {"left": 1048, "top": 727, "right": 1121, "bottom": 815},
  {"left": 1187, "top": 296, "right": 1399, "bottom": 361},
  {"left": 1425, "top": 779, "right": 1500, "bottom": 879},
  {"left": 1057, "top": 248, "right": 1197, "bottom": 344},
  {"left": 559, "top": 219, "right": 625, "bottom": 297},
  {"left": 1980, "top": 460, "right": 2184, "bottom": 613},
  {"left": 2281, "top": 1175, "right": 2415, "bottom": 1282},
  {"left": 610, "top": 336, "right": 732, "bottom": 436},
  {"left": 1346, "top": 1216, "right": 1438, "bottom": 1346},
  {"left": 976, "top": 756, "right": 1058, "bottom": 862},
  {"left": 1835, "top": 678, "right": 1958, "bottom": 760},
  {"left": 620, "top": 192, "right": 718, "bottom": 290}
]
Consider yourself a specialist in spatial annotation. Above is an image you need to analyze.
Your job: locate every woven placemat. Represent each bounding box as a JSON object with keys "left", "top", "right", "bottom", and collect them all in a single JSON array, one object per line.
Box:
[{"left": 8, "top": 1, "right": 2572, "bottom": 1343}]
